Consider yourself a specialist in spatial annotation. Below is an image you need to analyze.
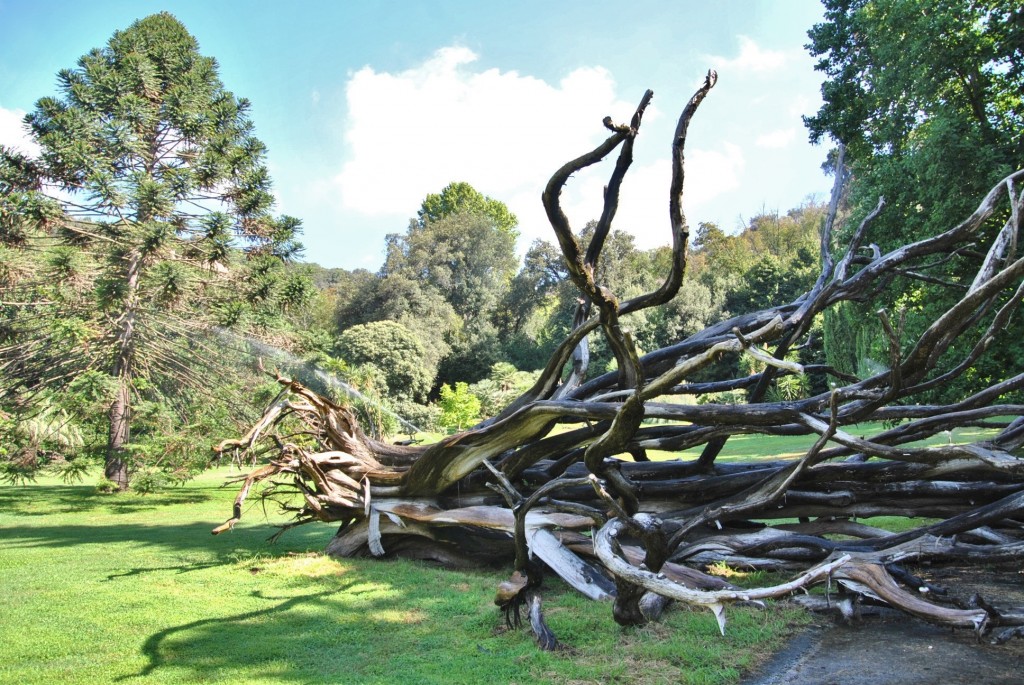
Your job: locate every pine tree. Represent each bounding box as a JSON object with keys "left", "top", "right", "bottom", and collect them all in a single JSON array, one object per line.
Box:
[{"left": 0, "top": 13, "right": 302, "bottom": 488}]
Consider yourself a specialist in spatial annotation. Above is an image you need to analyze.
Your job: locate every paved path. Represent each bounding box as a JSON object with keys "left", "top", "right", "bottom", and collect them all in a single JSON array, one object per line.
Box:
[{"left": 744, "top": 608, "right": 1024, "bottom": 685}]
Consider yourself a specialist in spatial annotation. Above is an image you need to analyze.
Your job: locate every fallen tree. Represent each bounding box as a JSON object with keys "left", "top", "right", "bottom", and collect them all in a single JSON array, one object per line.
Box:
[{"left": 215, "top": 72, "right": 1024, "bottom": 648}]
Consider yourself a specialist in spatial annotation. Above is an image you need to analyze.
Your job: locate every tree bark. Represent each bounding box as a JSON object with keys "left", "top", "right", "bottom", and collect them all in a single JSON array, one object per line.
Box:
[{"left": 106, "top": 250, "right": 141, "bottom": 491}]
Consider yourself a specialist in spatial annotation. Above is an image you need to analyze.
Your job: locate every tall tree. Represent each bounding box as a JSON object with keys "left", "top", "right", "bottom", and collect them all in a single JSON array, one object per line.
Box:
[
  {"left": 806, "top": 0, "right": 1022, "bottom": 170},
  {"left": 417, "top": 181, "right": 519, "bottom": 237},
  {"left": 805, "top": 0, "right": 1024, "bottom": 402},
  {"left": 378, "top": 194, "right": 519, "bottom": 387},
  {"left": 0, "top": 13, "right": 301, "bottom": 488},
  {"left": 383, "top": 212, "right": 517, "bottom": 322}
]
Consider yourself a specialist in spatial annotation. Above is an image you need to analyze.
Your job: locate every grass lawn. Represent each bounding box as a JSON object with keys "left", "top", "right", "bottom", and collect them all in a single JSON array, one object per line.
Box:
[
  {"left": 1, "top": 467, "right": 807, "bottom": 685},
  {"left": 648, "top": 421, "right": 998, "bottom": 462}
]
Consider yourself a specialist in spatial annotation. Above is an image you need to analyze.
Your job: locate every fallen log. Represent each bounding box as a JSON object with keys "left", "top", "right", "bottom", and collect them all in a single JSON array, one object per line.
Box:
[{"left": 215, "top": 74, "right": 1024, "bottom": 647}]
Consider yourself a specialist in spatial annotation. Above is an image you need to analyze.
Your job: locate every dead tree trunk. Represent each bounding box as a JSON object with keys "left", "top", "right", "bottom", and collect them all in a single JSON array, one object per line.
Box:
[{"left": 216, "top": 71, "right": 1024, "bottom": 645}]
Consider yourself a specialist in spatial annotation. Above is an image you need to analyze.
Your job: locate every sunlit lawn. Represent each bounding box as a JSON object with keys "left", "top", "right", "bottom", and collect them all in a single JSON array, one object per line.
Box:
[
  {"left": 5, "top": 418, "right": 992, "bottom": 684},
  {"left": 648, "top": 421, "right": 997, "bottom": 462},
  {"left": 1, "top": 467, "right": 807, "bottom": 685}
]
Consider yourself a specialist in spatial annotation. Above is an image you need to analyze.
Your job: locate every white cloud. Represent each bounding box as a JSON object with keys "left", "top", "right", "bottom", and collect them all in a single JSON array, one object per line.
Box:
[
  {"left": 325, "top": 46, "right": 749, "bottom": 259},
  {"left": 0, "top": 105, "right": 40, "bottom": 157},
  {"left": 686, "top": 144, "right": 746, "bottom": 209},
  {"left": 707, "top": 36, "right": 788, "bottom": 74},
  {"left": 517, "top": 142, "right": 745, "bottom": 251},
  {"left": 332, "top": 46, "right": 638, "bottom": 236},
  {"left": 756, "top": 128, "right": 798, "bottom": 149}
]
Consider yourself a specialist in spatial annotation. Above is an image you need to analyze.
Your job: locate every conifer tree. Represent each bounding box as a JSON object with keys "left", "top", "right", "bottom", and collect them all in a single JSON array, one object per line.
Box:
[{"left": 0, "top": 13, "right": 302, "bottom": 488}]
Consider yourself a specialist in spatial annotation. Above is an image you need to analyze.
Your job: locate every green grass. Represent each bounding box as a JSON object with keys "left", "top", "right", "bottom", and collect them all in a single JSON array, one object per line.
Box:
[
  {"left": 6, "top": 419, "right": 998, "bottom": 683},
  {"left": 0, "top": 468, "right": 807, "bottom": 685},
  {"left": 647, "top": 421, "right": 999, "bottom": 462}
]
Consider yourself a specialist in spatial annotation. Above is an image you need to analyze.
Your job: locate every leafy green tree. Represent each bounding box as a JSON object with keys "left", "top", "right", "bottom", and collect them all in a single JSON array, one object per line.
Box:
[
  {"left": 331, "top": 185, "right": 522, "bottom": 391},
  {"left": 332, "top": 361, "right": 400, "bottom": 439},
  {"left": 334, "top": 320, "right": 434, "bottom": 403},
  {"left": 329, "top": 268, "right": 378, "bottom": 322},
  {"left": 418, "top": 181, "right": 519, "bottom": 237},
  {"left": 535, "top": 224, "right": 664, "bottom": 374},
  {"left": 823, "top": 300, "right": 890, "bottom": 380},
  {"left": 493, "top": 238, "right": 569, "bottom": 370},
  {"left": 689, "top": 206, "right": 824, "bottom": 318},
  {"left": 726, "top": 250, "right": 817, "bottom": 314},
  {"left": 383, "top": 206, "right": 518, "bottom": 386},
  {"left": 806, "top": 0, "right": 1023, "bottom": 402},
  {"left": 494, "top": 239, "right": 566, "bottom": 338},
  {"left": 807, "top": 0, "right": 1022, "bottom": 169},
  {"left": 384, "top": 211, "right": 517, "bottom": 322},
  {"left": 336, "top": 271, "right": 459, "bottom": 374},
  {"left": 643, "top": 276, "right": 724, "bottom": 351},
  {"left": 806, "top": 0, "right": 1020, "bottom": 252},
  {"left": 0, "top": 392, "right": 86, "bottom": 484},
  {"left": 468, "top": 362, "right": 540, "bottom": 417},
  {"left": 437, "top": 381, "right": 481, "bottom": 431},
  {"left": 437, "top": 320, "right": 506, "bottom": 387},
  {"left": 0, "top": 13, "right": 301, "bottom": 488},
  {"left": 691, "top": 222, "right": 756, "bottom": 278}
]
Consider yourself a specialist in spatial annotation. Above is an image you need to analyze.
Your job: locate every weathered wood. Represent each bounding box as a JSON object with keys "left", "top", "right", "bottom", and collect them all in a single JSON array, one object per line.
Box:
[
  {"left": 595, "top": 518, "right": 852, "bottom": 634},
  {"left": 528, "top": 528, "right": 616, "bottom": 600},
  {"left": 216, "top": 80, "right": 1024, "bottom": 646},
  {"left": 528, "top": 594, "right": 559, "bottom": 651},
  {"left": 832, "top": 559, "right": 989, "bottom": 630}
]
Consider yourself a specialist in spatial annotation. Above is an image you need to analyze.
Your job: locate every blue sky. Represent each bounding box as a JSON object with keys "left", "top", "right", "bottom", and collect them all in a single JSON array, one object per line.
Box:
[{"left": 0, "top": 0, "right": 834, "bottom": 270}]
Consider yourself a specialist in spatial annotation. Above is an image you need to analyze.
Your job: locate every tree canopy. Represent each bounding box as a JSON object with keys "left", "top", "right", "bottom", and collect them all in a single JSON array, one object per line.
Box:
[
  {"left": 417, "top": 181, "right": 519, "bottom": 237},
  {"left": 335, "top": 320, "right": 433, "bottom": 404}
]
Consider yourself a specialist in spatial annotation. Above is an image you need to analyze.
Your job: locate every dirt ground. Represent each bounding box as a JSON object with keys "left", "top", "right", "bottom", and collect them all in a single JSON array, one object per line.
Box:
[{"left": 742, "top": 563, "right": 1024, "bottom": 685}]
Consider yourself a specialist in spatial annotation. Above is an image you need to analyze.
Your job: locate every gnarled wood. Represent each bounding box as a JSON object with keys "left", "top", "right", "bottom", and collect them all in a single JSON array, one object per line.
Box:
[{"left": 217, "top": 76, "right": 1024, "bottom": 647}]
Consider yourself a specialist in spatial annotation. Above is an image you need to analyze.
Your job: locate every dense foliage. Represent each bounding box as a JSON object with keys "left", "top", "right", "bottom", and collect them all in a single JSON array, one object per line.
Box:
[
  {"left": 0, "top": 13, "right": 307, "bottom": 488},
  {"left": 332, "top": 185, "right": 828, "bottom": 419},
  {"left": 806, "top": 0, "right": 1024, "bottom": 401}
]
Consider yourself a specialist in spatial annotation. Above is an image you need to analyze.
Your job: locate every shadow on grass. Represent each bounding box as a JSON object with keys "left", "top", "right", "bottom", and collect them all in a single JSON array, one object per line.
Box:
[
  {"left": 1, "top": 476, "right": 538, "bottom": 684},
  {"left": 1, "top": 518, "right": 334, "bottom": 557},
  {"left": 122, "top": 586, "right": 351, "bottom": 681},
  {"left": 105, "top": 560, "right": 225, "bottom": 581},
  {"left": 0, "top": 472, "right": 335, "bottom": 558},
  {"left": 0, "top": 482, "right": 220, "bottom": 516},
  {"left": 119, "top": 574, "right": 509, "bottom": 684}
]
